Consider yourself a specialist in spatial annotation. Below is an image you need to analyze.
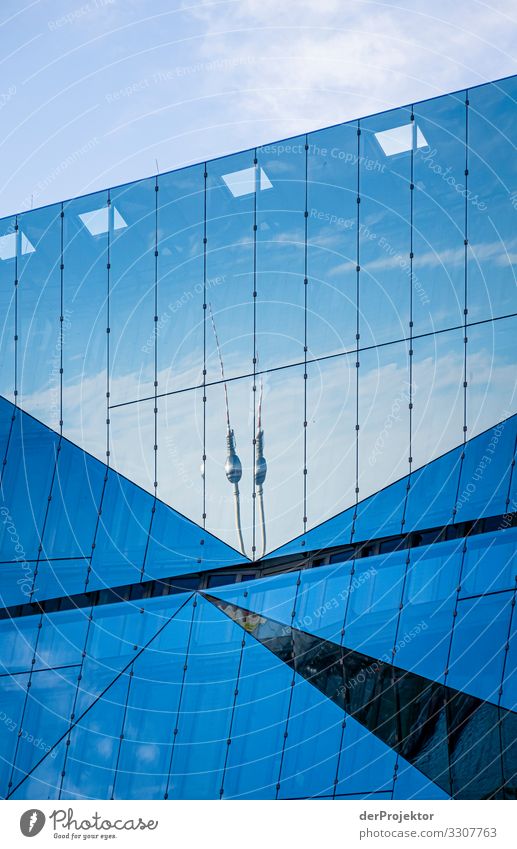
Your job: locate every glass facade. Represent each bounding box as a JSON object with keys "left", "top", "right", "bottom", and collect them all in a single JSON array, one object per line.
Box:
[{"left": 0, "top": 75, "right": 516, "bottom": 800}]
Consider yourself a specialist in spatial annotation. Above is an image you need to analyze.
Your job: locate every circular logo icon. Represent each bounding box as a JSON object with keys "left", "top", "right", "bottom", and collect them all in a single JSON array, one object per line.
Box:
[{"left": 20, "top": 810, "right": 46, "bottom": 837}]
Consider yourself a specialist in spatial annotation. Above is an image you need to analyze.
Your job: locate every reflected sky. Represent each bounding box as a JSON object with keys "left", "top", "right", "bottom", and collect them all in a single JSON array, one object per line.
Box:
[{"left": 0, "top": 78, "right": 515, "bottom": 556}]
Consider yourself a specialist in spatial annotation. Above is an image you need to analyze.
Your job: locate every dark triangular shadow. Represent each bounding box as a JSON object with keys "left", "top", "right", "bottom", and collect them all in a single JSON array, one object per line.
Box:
[{"left": 204, "top": 593, "right": 517, "bottom": 800}]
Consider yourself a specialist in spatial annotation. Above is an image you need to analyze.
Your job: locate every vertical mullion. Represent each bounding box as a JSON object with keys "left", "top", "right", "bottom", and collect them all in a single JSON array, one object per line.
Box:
[
  {"left": 274, "top": 572, "right": 301, "bottom": 798},
  {"left": 252, "top": 149, "right": 258, "bottom": 560},
  {"left": 452, "top": 91, "right": 470, "bottom": 526},
  {"left": 351, "top": 121, "right": 361, "bottom": 543},
  {"left": 163, "top": 595, "right": 198, "bottom": 799},
  {"left": 331, "top": 555, "right": 359, "bottom": 798},
  {"left": 303, "top": 135, "right": 309, "bottom": 536},
  {"left": 202, "top": 164, "right": 208, "bottom": 529},
  {"left": 141, "top": 177, "right": 160, "bottom": 581},
  {"left": 401, "top": 108, "right": 415, "bottom": 535},
  {"left": 219, "top": 632, "right": 246, "bottom": 799},
  {"left": 110, "top": 666, "right": 134, "bottom": 799}
]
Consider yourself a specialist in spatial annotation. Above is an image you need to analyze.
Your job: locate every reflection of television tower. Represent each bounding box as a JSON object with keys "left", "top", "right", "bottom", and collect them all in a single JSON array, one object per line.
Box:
[
  {"left": 208, "top": 304, "right": 246, "bottom": 557},
  {"left": 255, "top": 378, "right": 267, "bottom": 559}
]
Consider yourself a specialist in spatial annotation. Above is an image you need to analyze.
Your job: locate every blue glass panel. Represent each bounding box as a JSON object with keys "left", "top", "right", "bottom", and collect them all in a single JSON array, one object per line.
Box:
[
  {"left": 467, "top": 316, "right": 517, "bottom": 440},
  {"left": 144, "top": 498, "right": 242, "bottom": 583},
  {"left": 0, "top": 616, "right": 39, "bottom": 674},
  {"left": 112, "top": 598, "right": 194, "bottom": 799},
  {"left": 0, "top": 411, "right": 58, "bottom": 562},
  {"left": 278, "top": 676, "right": 343, "bottom": 798},
  {"left": 448, "top": 591, "right": 513, "bottom": 704},
  {"left": 354, "top": 475, "right": 407, "bottom": 541},
  {"left": 307, "top": 122, "right": 358, "bottom": 359},
  {"left": 201, "top": 374, "right": 255, "bottom": 554},
  {"left": 294, "top": 561, "right": 354, "bottom": 643},
  {"left": 76, "top": 595, "right": 191, "bottom": 711},
  {"left": 411, "top": 327, "right": 464, "bottom": 470},
  {"left": 360, "top": 105, "right": 413, "bottom": 347},
  {"left": 35, "top": 608, "right": 89, "bottom": 669},
  {"left": 0, "top": 216, "right": 17, "bottom": 402},
  {"left": 344, "top": 549, "right": 407, "bottom": 660},
  {"left": 468, "top": 77, "right": 517, "bottom": 323},
  {"left": 156, "top": 384, "right": 204, "bottom": 541},
  {"left": 306, "top": 355, "right": 356, "bottom": 531},
  {"left": 263, "top": 502, "right": 355, "bottom": 560},
  {"left": 455, "top": 416, "right": 516, "bottom": 523},
  {"left": 257, "top": 365, "right": 305, "bottom": 556},
  {"left": 256, "top": 137, "right": 306, "bottom": 371},
  {"left": 41, "top": 440, "right": 105, "bottom": 559},
  {"left": 10, "top": 666, "right": 78, "bottom": 791},
  {"left": 211, "top": 571, "right": 300, "bottom": 629},
  {"left": 0, "top": 673, "right": 29, "bottom": 796},
  {"left": 205, "top": 150, "right": 254, "bottom": 383},
  {"left": 110, "top": 395, "right": 154, "bottom": 498},
  {"left": 336, "top": 715, "right": 395, "bottom": 794},
  {"left": 31, "top": 558, "right": 90, "bottom": 604},
  {"left": 17, "top": 204, "right": 62, "bottom": 430},
  {"left": 501, "top": 606, "right": 517, "bottom": 711},
  {"left": 412, "top": 93, "right": 466, "bottom": 335},
  {"left": 0, "top": 561, "right": 36, "bottom": 606},
  {"left": 358, "top": 341, "right": 410, "bottom": 504},
  {"left": 87, "top": 468, "right": 151, "bottom": 590},
  {"left": 0, "top": 397, "right": 14, "bottom": 462},
  {"left": 461, "top": 528, "right": 517, "bottom": 597},
  {"left": 157, "top": 165, "right": 205, "bottom": 393},
  {"left": 404, "top": 441, "right": 462, "bottom": 532},
  {"left": 60, "top": 671, "right": 129, "bottom": 799},
  {"left": 9, "top": 738, "right": 66, "bottom": 799},
  {"left": 110, "top": 178, "right": 156, "bottom": 404},
  {"left": 169, "top": 597, "right": 242, "bottom": 799},
  {"left": 394, "top": 759, "right": 450, "bottom": 799},
  {"left": 222, "top": 631, "right": 292, "bottom": 799},
  {"left": 62, "top": 190, "right": 108, "bottom": 461},
  {"left": 396, "top": 539, "right": 464, "bottom": 681}
]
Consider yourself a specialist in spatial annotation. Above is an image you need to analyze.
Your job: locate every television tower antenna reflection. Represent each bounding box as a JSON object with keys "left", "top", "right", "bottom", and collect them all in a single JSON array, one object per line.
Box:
[
  {"left": 207, "top": 303, "right": 246, "bottom": 557},
  {"left": 255, "top": 375, "right": 267, "bottom": 559}
]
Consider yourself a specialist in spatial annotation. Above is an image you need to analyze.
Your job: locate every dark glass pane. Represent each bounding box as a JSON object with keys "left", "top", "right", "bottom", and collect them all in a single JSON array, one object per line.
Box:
[{"left": 448, "top": 592, "right": 513, "bottom": 703}]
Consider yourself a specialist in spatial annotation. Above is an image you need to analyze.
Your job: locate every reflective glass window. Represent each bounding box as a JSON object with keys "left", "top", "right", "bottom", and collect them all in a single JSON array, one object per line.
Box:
[
  {"left": 0, "top": 216, "right": 17, "bottom": 402},
  {"left": 396, "top": 539, "right": 463, "bottom": 680},
  {"left": 17, "top": 204, "right": 62, "bottom": 430},
  {"left": 306, "top": 122, "right": 358, "bottom": 359},
  {"left": 158, "top": 165, "right": 205, "bottom": 393},
  {"left": 460, "top": 529, "right": 517, "bottom": 597},
  {"left": 448, "top": 591, "right": 513, "bottom": 703},
  {"left": 110, "top": 178, "right": 156, "bottom": 405},
  {"left": 205, "top": 150, "right": 254, "bottom": 384},
  {"left": 168, "top": 597, "right": 242, "bottom": 799},
  {"left": 306, "top": 354, "right": 356, "bottom": 531},
  {"left": 62, "top": 191, "right": 109, "bottom": 461},
  {"left": 256, "top": 136, "right": 306, "bottom": 371},
  {"left": 468, "top": 77, "right": 517, "bottom": 323},
  {"left": 412, "top": 93, "right": 466, "bottom": 335},
  {"left": 360, "top": 105, "right": 413, "bottom": 347}
]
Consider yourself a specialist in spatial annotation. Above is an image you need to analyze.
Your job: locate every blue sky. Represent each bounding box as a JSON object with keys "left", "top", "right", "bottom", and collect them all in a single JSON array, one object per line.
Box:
[{"left": 0, "top": 0, "right": 515, "bottom": 218}]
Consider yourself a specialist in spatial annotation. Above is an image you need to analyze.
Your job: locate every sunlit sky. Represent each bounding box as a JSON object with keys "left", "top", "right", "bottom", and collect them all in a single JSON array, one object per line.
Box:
[{"left": 0, "top": 0, "right": 515, "bottom": 218}]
